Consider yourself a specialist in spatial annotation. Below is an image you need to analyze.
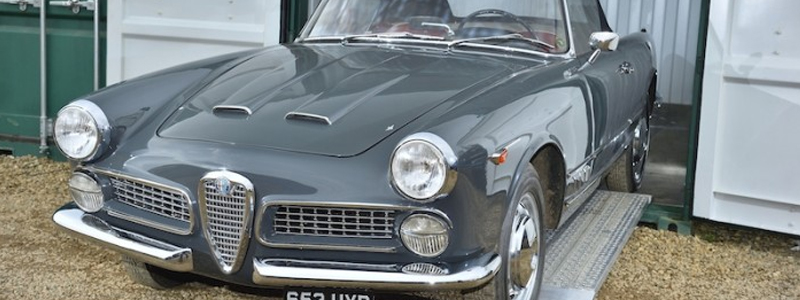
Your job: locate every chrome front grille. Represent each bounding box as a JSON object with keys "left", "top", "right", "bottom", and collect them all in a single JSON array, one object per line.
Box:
[
  {"left": 274, "top": 206, "right": 396, "bottom": 239},
  {"left": 109, "top": 175, "right": 191, "bottom": 224},
  {"left": 199, "top": 171, "right": 254, "bottom": 274}
]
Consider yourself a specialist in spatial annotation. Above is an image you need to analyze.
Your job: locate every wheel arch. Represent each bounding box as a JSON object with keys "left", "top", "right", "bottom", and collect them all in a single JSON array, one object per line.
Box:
[{"left": 508, "top": 136, "right": 567, "bottom": 231}]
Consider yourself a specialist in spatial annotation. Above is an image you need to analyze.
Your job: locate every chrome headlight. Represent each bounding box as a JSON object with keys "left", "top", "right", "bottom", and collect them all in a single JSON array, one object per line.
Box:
[
  {"left": 54, "top": 100, "right": 111, "bottom": 161},
  {"left": 400, "top": 214, "right": 450, "bottom": 257},
  {"left": 68, "top": 172, "right": 104, "bottom": 213},
  {"left": 390, "top": 133, "right": 457, "bottom": 201}
]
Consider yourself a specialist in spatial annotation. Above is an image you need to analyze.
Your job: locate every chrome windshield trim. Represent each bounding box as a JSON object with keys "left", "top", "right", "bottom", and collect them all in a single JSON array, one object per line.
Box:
[
  {"left": 89, "top": 167, "right": 195, "bottom": 235},
  {"left": 251, "top": 255, "right": 501, "bottom": 291},
  {"left": 53, "top": 207, "right": 193, "bottom": 272},
  {"left": 300, "top": 35, "right": 573, "bottom": 60}
]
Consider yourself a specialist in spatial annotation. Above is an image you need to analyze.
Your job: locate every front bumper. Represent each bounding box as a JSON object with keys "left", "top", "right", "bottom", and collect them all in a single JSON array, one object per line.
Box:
[
  {"left": 53, "top": 206, "right": 501, "bottom": 291},
  {"left": 52, "top": 208, "right": 193, "bottom": 272},
  {"left": 252, "top": 256, "right": 500, "bottom": 291}
]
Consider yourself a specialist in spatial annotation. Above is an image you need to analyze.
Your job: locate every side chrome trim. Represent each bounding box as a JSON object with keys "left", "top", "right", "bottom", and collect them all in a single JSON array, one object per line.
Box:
[
  {"left": 53, "top": 207, "right": 193, "bottom": 272},
  {"left": 254, "top": 201, "right": 451, "bottom": 252},
  {"left": 90, "top": 168, "right": 195, "bottom": 235},
  {"left": 251, "top": 255, "right": 501, "bottom": 290}
]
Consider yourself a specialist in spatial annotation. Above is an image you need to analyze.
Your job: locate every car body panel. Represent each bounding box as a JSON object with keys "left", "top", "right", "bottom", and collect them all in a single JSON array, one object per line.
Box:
[{"left": 158, "top": 45, "right": 527, "bottom": 157}]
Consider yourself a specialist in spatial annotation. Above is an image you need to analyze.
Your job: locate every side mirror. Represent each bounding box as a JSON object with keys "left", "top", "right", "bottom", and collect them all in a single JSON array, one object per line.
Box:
[
  {"left": 590, "top": 32, "right": 620, "bottom": 52},
  {"left": 569, "top": 31, "right": 621, "bottom": 76}
]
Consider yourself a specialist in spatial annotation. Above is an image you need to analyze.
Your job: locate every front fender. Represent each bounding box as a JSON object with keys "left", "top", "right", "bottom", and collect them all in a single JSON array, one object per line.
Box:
[{"left": 70, "top": 49, "right": 263, "bottom": 160}]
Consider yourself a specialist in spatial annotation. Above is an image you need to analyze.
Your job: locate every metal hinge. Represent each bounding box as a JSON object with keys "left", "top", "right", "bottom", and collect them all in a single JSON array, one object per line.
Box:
[
  {"left": 49, "top": 0, "right": 93, "bottom": 13},
  {"left": 0, "top": 0, "right": 41, "bottom": 11}
]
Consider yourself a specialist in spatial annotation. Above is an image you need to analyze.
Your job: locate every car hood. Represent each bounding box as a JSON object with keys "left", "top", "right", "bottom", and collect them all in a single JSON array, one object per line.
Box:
[{"left": 158, "top": 44, "right": 518, "bottom": 157}]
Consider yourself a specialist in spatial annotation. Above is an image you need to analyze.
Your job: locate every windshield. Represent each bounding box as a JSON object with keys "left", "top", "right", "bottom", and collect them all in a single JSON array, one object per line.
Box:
[{"left": 302, "top": 0, "right": 570, "bottom": 54}]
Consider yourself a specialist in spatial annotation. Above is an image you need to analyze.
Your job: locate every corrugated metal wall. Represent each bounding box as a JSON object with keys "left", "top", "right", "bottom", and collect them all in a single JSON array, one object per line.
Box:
[{"left": 599, "top": 0, "right": 703, "bottom": 105}]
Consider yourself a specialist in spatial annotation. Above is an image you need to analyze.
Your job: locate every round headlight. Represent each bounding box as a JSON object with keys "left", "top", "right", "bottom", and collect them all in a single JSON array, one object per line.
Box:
[
  {"left": 54, "top": 100, "right": 110, "bottom": 161},
  {"left": 390, "top": 133, "right": 456, "bottom": 201},
  {"left": 400, "top": 214, "right": 450, "bottom": 257},
  {"left": 68, "top": 172, "right": 104, "bottom": 213}
]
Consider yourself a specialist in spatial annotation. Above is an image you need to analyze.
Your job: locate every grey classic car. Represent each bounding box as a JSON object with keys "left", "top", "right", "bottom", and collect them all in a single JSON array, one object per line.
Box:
[{"left": 52, "top": 0, "right": 656, "bottom": 299}]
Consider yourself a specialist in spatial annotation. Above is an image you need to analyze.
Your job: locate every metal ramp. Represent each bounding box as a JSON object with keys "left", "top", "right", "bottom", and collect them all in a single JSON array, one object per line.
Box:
[{"left": 540, "top": 191, "right": 651, "bottom": 300}]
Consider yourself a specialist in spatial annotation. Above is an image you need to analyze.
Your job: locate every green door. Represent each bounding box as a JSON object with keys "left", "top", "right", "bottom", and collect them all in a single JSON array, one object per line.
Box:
[{"left": 0, "top": 0, "right": 105, "bottom": 157}]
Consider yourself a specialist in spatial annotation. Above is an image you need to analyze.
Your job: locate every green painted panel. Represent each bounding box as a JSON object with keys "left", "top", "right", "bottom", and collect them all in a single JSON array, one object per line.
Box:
[{"left": 0, "top": 1, "right": 106, "bottom": 158}]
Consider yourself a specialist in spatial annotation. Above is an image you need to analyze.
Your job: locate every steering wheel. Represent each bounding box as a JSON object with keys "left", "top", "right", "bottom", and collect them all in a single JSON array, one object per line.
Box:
[{"left": 456, "top": 9, "right": 540, "bottom": 40}]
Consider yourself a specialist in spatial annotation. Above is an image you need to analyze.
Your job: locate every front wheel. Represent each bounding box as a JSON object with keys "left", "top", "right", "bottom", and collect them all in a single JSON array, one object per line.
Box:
[
  {"left": 606, "top": 114, "right": 650, "bottom": 192},
  {"left": 463, "top": 164, "right": 545, "bottom": 300}
]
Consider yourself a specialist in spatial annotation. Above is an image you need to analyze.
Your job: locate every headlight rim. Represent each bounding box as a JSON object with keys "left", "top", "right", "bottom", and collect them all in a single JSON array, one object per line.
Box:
[
  {"left": 54, "top": 99, "right": 112, "bottom": 161},
  {"left": 389, "top": 132, "right": 458, "bottom": 202}
]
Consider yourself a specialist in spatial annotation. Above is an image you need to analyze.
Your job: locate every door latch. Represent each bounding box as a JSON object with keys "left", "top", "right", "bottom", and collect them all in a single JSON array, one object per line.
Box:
[
  {"left": 0, "top": 0, "right": 41, "bottom": 11},
  {"left": 49, "top": 0, "right": 93, "bottom": 14}
]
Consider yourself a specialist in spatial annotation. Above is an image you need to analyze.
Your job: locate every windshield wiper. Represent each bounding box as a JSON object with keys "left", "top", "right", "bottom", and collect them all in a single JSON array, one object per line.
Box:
[
  {"left": 301, "top": 32, "right": 446, "bottom": 44},
  {"left": 449, "top": 34, "right": 555, "bottom": 52}
]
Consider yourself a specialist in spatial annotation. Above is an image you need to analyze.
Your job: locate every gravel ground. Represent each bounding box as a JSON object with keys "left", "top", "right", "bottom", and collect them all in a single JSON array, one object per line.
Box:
[{"left": 1, "top": 156, "right": 798, "bottom": 300}]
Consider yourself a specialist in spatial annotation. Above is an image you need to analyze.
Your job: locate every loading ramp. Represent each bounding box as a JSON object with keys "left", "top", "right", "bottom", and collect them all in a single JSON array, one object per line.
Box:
[{"left": 540, "top": 191, "right": 651, "bottom": 300}]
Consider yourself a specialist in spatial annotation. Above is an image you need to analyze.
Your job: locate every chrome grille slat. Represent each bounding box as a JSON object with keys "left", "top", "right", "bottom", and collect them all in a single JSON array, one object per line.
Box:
[
  {"left": 199, "top": 172, "right": 253, "bottom": 274},
  {"left": 273, "top": 205, "right": 396, "bottom": 239},
  {"left": 109, "top": 176, "right": 191, "bottom": 223}
]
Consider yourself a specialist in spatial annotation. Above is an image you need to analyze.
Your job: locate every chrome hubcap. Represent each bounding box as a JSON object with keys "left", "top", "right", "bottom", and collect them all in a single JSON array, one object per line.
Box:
[
  {"left": 508, "top": 193, "right": 540, "bottom": 299},
  {"left": 631, "top": 116, "right": 650, "bottom": 184}
]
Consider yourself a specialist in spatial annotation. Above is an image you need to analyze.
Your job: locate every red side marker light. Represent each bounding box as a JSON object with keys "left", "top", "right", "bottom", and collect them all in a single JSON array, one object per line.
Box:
[{"left": 490, "top": 148, "right": 509, "bottom": 165}]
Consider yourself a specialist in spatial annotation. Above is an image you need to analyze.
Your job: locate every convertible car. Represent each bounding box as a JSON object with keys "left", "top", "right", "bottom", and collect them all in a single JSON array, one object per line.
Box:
[{"left": 52, "top": 0, "right": 655, "bottom": 299}]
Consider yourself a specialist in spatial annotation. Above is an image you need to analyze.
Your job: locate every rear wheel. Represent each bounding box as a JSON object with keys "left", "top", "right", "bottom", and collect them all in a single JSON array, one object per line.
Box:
[
  {"left": 606, "top": 114, "right": 650, "bottom": 192},
  {"left": 463, "top": 164, "right": 545, "bottom": 300},
  {"left": 121, "top": 255, "right": 186, "bottom": 289}
]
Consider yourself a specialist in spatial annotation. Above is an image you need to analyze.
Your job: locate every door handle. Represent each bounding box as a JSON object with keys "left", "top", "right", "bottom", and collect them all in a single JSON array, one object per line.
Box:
[
  {"left": 50, "top": 0, "right": 93, "bottom": 13},
  {"left": 0, "top": 0, "right": 40, "bottom": 11},
  {"left": 618, "top": 62, "right": 635, "bottom": 75}
]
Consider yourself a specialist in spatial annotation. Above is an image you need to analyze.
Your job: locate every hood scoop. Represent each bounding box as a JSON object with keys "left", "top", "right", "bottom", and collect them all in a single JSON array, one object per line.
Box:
[
  {"left": 285, "top": 112, "right": 332, "bottom": 125},
  {"left": 213, "top": 105, "right": 253, "bottom": 116}
]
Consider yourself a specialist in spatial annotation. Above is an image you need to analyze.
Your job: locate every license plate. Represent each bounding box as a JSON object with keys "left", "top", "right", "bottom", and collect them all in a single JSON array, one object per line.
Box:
[{"left": 284, "top": 288, "right": 374, "bottom": 300}]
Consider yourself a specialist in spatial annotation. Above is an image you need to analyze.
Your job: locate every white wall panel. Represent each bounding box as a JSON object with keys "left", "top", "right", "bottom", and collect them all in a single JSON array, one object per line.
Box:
[
  {"left": 599, "top": 0, "right": 703, "bottom": 105},
  {"left": 694, "top": 0, "right": 800, "bottom": 235},
  {"left": 107, "top": 0, "right": 281, "bottom": 84}
]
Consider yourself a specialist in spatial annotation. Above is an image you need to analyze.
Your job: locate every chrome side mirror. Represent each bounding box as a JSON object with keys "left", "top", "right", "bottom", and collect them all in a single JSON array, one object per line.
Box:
[
  {"left": 571, "top": 31, "right": 620, "bottom": 75},
  {"left": 590, "top": 32, "right": 620, "bottom": 52}
]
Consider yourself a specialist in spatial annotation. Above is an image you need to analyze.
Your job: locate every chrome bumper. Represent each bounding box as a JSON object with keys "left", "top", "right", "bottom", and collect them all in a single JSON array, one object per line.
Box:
[
  {"left": 252, "top": 256, "right": 501, "bottom": 291},
  {"left": 52, "top": 207, "right": 193, "bottom": 272}
]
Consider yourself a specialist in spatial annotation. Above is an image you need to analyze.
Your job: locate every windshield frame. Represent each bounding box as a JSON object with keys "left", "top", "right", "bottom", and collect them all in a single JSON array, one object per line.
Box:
[{"left": 296, "top": 0, "right": 578, "bottom": 59}]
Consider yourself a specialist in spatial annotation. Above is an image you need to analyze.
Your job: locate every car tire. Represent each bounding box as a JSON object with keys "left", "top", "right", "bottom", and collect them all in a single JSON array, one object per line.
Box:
[
  {"left": 462, "top": 163, "right": 545, "bottom": 300},
  {"left": 605, "top": 114, "right": 650, "bottom": 192},
  {"left": 121, "top": 255, "right": 186, "bottom": 289}
]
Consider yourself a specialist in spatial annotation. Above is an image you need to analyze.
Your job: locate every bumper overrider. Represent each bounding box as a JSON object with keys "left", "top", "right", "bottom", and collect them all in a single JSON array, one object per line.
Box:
[{"left": 53, "top": 207, "right": 501, "bottom": 291}]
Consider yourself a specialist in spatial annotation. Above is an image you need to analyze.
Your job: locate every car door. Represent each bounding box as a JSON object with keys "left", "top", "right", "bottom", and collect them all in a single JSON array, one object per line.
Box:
[{"left": 567, "top": 0, "right": 632, "bottom": 175}]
